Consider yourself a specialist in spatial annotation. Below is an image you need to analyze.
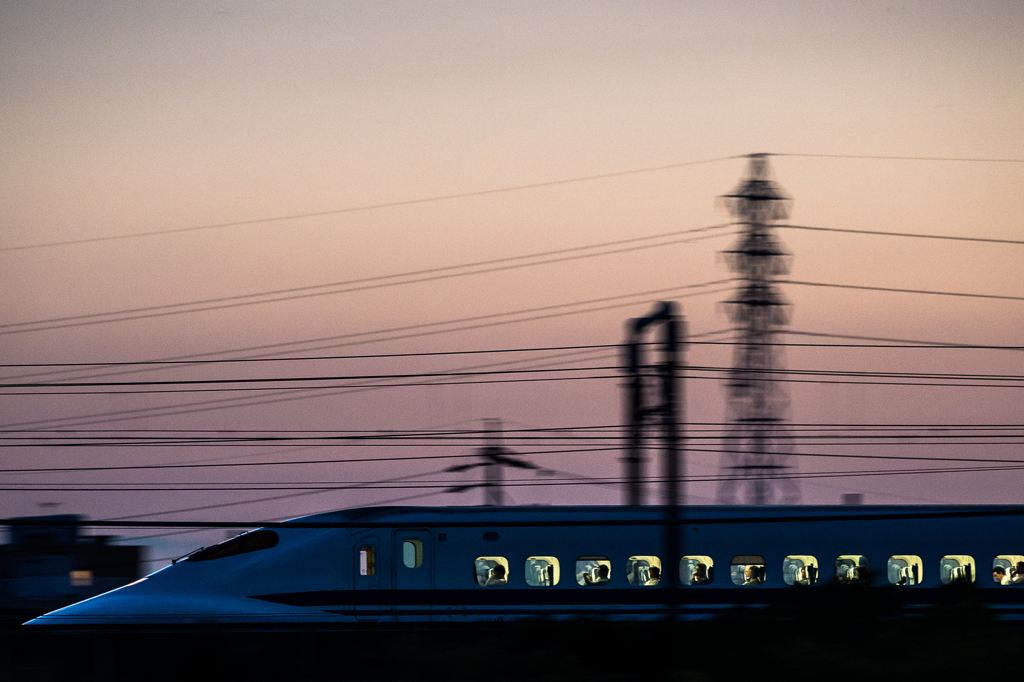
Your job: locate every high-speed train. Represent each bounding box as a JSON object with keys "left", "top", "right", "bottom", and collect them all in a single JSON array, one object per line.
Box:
[{"left": 25, "top": 504, "right": 1024, "bottom": 625}]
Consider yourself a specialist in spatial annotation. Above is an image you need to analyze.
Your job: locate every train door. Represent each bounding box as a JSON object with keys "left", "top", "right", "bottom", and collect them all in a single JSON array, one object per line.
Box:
[
  {"left": 354, "top": 537, "right": 383, "bottom": 621},
  {"left": 393, "top": 529, "right": 433, "bottom": 622}
]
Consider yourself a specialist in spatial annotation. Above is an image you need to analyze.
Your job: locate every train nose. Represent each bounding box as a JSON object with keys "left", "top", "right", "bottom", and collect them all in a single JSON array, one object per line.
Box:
[
  {"left": 25, "top": 578, "right": 154, "bottom": 625},
  {"left": 24, "top": 577, "right": 298, "bottom": 625}
]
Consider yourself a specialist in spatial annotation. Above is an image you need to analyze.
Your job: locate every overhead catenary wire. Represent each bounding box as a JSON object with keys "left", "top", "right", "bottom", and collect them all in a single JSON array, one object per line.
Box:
[
  {"left": 0, "top": 292, "right": 733, "bottom": 430},
  {"left": 7, "top": 359, "right": 1024, "bottom": 398},
  {"left": 9, "top": 434, "right": 1024, "bottom": 476},
  {"left": 7, "top": 460, "right": 1024, "bottom": 492}
]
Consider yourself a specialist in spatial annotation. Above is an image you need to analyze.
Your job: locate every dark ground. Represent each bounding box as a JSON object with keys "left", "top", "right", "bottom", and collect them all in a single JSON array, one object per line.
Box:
[{"left": 2, "top": 587, "right": 1021, "bottom": 681}]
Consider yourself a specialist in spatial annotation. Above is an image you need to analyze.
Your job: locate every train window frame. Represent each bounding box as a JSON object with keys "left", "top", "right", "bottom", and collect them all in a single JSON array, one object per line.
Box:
[
  {"left": 359, "top": 545, "right": 376, "bottom": 576},
  {"left": 525, "top": 556, "right": 560, "bottom": 586},
  {"left": 474, "top": 557, "right": 508, "bottom": 587},
  {"left": 681, "top": 555, "right": 714, "bottom": 586},
  {"left": 887, "top": 555, "right": 923, "bottom": 586},
  {"left": 184, "top": 530, "right": 279, "bottom": 563},
  {"left": 626, "top": 555, "right": 662, "bottom": 586},
  {"left": 940, "top": 555, "right": 976, "bottom": 585},
  {"left": 731, "top": 556, "right": 766, "bottom": 586},
  {"left": 403, "top": 539, "right": 424, "bottom": 569},
  {"left": 783, "top": 555, "right": 818, "bottom": 586},
  {"left": 836, "top": 555, "right": 870, "bottom": 584},
  {"left": 993, "top": 555, "right": 1024, "bottom": 585},
  {"left": 576, "top": 556, "right": 611, "bottom": 586}
]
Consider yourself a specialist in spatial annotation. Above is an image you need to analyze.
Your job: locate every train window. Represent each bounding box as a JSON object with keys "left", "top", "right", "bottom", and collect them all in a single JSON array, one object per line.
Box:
[
  {"left": 525, "top": 556, "right": 560, "bottom": 586},
  {"left": 731, "top": 556, "right": 765, "bottom": 586},
  {"left": 940, "top": 555, "right": 976, "bottom": 585},
  {"left": 681, "top": 556, "right": 714, "bottom": 585},
  {"left": 403, "top": 539, "right": 423, "bottom": 569},
  {"left": 185, "top": 530, "right": 279, "bottom": 563},
  {"left": 626, "top": 556, "right": 661, "bottom": 586},
  {"left": 783, "top": 555, "right": 818, "bottom": 586},
  {"left": 359, "top": 545, "right": 376, "bottom": 576},
  {"left": 887, "top": 555, "right": 923, "bottom": 585},
  {"left": 69, "top": 570, "right": 93, "bottom": 587},
  {"left": 993, "top": 555, "right": 1024, "bottom": 585},
  {"left": 576, "top": 557, "right": 611, "bottom": 586},
  {"left": 836, "top": 555, "right": 870, "bottom": 583},
  {"left": 475, "top": 557, "right": 508, "bottom": 586}
]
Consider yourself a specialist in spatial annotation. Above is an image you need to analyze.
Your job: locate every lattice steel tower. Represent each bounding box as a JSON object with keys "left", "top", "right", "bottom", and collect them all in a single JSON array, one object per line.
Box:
[{"left": 716, "top": 154, "right": 800, "bottom": 505}]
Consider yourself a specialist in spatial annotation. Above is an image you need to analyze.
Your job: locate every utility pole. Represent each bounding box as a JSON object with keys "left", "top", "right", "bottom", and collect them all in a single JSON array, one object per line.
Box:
[
  {"left": 716, "top": 154, "right": 800, "bottom": 505},
  {"left": 621, "top": 301, "right": 686, "bottom": 618},
  {"left": 446, "top": 418, "right": 547, "bottom": 505}
]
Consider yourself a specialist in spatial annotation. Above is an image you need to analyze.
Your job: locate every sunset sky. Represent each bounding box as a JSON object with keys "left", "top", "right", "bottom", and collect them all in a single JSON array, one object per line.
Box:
[{"left": 2, "top": 1, "right": 1024, "bottom": 565}]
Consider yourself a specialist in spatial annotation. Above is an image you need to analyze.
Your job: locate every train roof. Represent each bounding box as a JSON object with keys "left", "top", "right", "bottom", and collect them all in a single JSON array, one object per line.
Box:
[{"left": 281, "top": 504, "right": 1024, "bottom": 527}]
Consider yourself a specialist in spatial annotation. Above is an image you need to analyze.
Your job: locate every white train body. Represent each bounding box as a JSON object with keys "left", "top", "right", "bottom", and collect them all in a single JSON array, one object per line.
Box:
[{"left": 26, "top": 504, "right": 1024, "bottom": 625}]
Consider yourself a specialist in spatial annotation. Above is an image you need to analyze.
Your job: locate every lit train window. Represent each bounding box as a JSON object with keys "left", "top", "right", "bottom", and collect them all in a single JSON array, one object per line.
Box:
[
  {"left": 681, "top": 556, "right": 714, "bottom": 585},
  {"left": 626, "top": 556, "right": 661, "bottom": 586},
  {"left": 475, "top": 557, "right": 508, "bottom": 586},
  {"left": 185, "top": 530, "right": 279, "bottom": 563},
  {"left": 836, "top": 555, "right": 870, "bottom": 583},
  {"left": 576, "top": 556, "right": 611, "bottom": 586},
  {"left": 359, "top": 546, "right": 376, "bottom": 576},
  {"left": 783, "top": 555, "right": 818, "bottom": 586},
  {"left": 731, "top": 556, "right": 765, "bottom": 586},
  {"left": 69, "top": 570, "right": 93, "bottom": 587},
  {"left": 940, "top": 555, "right": 975, "bottom": 584},
  {"left": 993, "top": 555, "right": 1024, "bottom": 585},
  {"left": 525, "top": 556, "right": 560, "bottom": 586},
  {"left": 403, "top": 539, "right": 423, "bottom": 569},
  {"left": 887, "top": 555, "right": 923, "bottom": 586}
]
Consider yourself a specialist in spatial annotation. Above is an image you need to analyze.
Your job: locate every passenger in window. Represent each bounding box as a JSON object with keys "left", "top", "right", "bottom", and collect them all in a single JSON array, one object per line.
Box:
[
  {"left": 584, "top": 565, "right": 610, "bottom": 585},
  {"left": 645, "top": 566, "right": 661, "bottom": 586},
  {"left": 691, "top": 563, "right": 711, "bottom": 585},
  {"left": 1011, "top": 562, "right": 1024, "bottom": 585},
  {"left": 484, "top": 564, "right": 507, "bottom": 586},
  {"left": 743, "top": 565, "right": 762, "bottom": 586},
  {"left": 994, "top": 566, "right": 1009, "bottom": 585}
]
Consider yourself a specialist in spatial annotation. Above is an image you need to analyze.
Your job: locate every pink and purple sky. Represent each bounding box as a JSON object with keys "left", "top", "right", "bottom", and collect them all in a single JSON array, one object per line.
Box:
[{"left": 2, "top": 1, "right": 1024, "bottom": 564}]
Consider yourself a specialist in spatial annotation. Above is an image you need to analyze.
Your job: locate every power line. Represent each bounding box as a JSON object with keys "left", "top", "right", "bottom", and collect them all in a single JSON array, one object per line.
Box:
[
  {"left": 0, "top": 156, "right": 739, "bottom": 253},
  {"left": 5, "top": 150, "right": 1020, "bottom": 255},
  {"left": 7, "top": 362, "right": 1024, "bottom": 394},
  {"left": 6, "top": 460, "right": 1024, "bottom": 492},
  {"left": 8, "top": 434, "right": 1024, "bottom": 475},
  {"left": 780, "top": 224, "right": 1024, "bottom": 246},
  {"left": 0, "top": 343, "right": 624, "bottom": 369},
  {"left": 0, "top": 291, "right": 731, "bottom": 430},
  {"left": 0, "top": 365, "right": 627, "bottom": 389},
  {"left": 5, "top": 336, "right": 1024, "bottom": 371},
  {"left": 774, "top": 153, "right": 1024, "bottom": 163},
  {"left": 785, "top": 280, "right": 1024, "bottom": 303},
  {"left": 785, "top": 329, "right": 1024, "bottom": 351},
  {"left": 0, "top": 227, "right": 732, "bottom": 336},
  {"left": 2, "top": 283, "right": 731, "bottom": 388}
]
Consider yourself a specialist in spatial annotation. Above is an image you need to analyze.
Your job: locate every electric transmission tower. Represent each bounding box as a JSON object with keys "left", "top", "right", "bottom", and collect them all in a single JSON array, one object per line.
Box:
[
  {"left": 446, "top": 418, "right": 549, "bottom": 506},
  {"left": 716, "top": 154, "right": 800, "bottom": 505}
]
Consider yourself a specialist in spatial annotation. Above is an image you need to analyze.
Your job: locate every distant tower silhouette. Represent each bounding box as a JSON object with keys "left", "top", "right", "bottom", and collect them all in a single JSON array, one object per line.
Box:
[
  {"left": 446, "top": 418, "right": 547, "bottom": 506},
  {"left": 716, "top": 154, "right": 800, "bottom": 505}
]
